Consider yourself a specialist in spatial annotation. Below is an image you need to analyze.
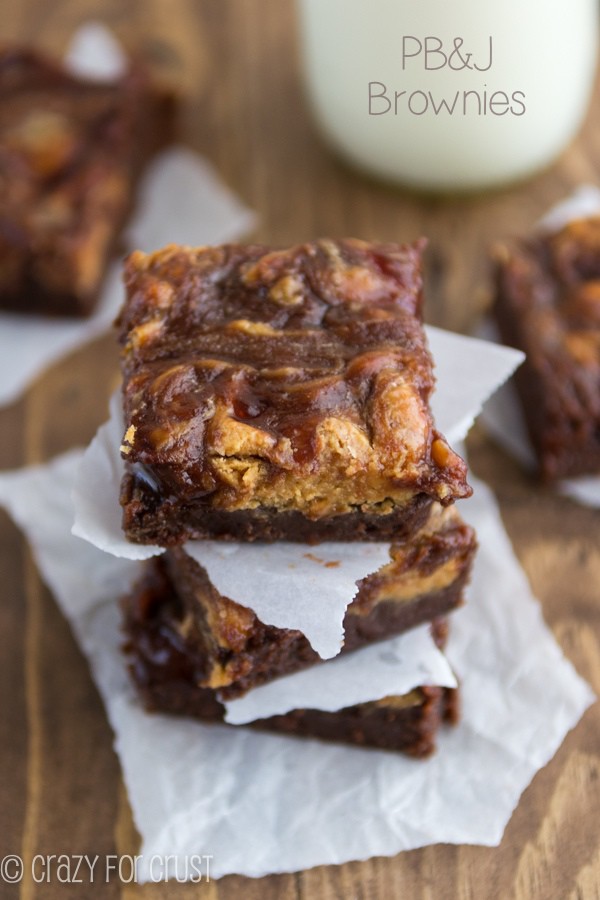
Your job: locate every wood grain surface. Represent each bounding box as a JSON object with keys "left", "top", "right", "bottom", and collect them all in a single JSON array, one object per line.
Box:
[{"left": 1, "top": 2, "right": 599, "bottom": 898}]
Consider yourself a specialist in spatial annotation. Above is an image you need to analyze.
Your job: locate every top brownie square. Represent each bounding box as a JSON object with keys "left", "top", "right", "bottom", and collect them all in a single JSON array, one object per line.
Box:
[
  {"left": 0, "top": 48, "right": 169, "bottom": 317},
  {"left": 494, "top": 216, "right": 600, "bottom": 480},
  {"left": 117, "top": 239, "right": 471, "bottom": 544}
]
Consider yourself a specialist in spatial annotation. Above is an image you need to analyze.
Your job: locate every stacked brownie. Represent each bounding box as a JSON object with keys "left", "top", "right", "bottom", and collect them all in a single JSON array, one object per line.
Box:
[
  {"left": 117, "top": 238, "right": 476, "bottom": 757},
  {"left": 0, "top": 46, "right": 172, "bottom": 317}
]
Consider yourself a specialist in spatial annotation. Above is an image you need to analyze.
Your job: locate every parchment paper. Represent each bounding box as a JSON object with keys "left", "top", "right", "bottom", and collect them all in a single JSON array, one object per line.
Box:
[
  {"left": 71, "top": 332, "right": 523, "bottom": 657},
  {"left": 0, "top": 24, "right": 256, "bottom": 408},
  {"left": 480, "top": 185, "right": 600, "bottom": 507},
  {"left": 224, "top": 623, "right": 456, "bottom": 724},
  {"left": 0, "top": 451, "right": 593, "bottom": 881}
]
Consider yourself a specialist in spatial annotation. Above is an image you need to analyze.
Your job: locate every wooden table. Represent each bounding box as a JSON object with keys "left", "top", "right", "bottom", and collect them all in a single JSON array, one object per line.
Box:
[{"left": 1, "top": 2, "right": 599, "bottom": 898}]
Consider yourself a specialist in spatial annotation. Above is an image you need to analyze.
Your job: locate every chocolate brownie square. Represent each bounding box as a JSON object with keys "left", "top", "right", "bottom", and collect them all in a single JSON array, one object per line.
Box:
[
  {"left": 117, "top": 239, "right": 471, "bottom": 543},
  {"left": 494, "top": 216, "right": 600, "bottom": 479},
  {"left": 0, "top": 47, "right": 171, "bottom": 317}
]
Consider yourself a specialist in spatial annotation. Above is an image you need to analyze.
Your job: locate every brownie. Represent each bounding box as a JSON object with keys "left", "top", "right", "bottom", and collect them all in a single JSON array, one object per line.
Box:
[
  {"left": 252, "top": 686, "right": 459, "bottom": 757},
  {"left": 117, "top": 239, "right": 471, "bottom": 544},
  {"left": 122, "top": 563, "right": 458, "bottom": 757},
  {"left": 0, "top": 47, "right": 172, "bottom": 317},
  {"left": 121, "top": 502, "right": 472, "bottom": 698},
  {"left": 494, "top": 216, "right": 600, "bottom": 480},
  {"left": 156, "top": 502, "right": 475, "bottom": 698}
]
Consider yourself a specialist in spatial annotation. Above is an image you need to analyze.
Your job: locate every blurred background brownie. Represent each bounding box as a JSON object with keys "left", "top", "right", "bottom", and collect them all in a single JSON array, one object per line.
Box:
[
  {"left": 494, "top": 216, "right": 600, "bottom": 480},
  {"left": 0, "top": 46, "right": 173, "bottom": 317}
]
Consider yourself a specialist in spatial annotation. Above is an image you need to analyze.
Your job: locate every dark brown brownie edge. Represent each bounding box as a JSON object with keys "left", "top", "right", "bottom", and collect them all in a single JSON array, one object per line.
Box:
[
  {"left": 138, "top": 677, "right": 457, "bottom": 758},
  {"left": 120, "top": 471, "right": 435, "bottom": 544},
  {"left": 255, "top": 685, "right": 458, "bottom": 757}
]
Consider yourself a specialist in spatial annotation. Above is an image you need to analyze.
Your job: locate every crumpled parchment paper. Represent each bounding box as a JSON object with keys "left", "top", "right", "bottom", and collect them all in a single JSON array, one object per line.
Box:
[{"left": 0, "top": 451, "right": 593, "bottom": 880}]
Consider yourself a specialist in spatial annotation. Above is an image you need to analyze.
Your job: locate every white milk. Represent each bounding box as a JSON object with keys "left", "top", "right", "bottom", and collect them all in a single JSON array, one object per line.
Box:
[{"left": 297, "top": 0, "right": 598, "bottom": 191}]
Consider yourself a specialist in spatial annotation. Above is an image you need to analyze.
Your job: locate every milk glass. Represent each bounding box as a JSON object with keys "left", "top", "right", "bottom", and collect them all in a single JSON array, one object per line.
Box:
[{"left": 297, "top": 0, "right": 598, "bottom": 191}]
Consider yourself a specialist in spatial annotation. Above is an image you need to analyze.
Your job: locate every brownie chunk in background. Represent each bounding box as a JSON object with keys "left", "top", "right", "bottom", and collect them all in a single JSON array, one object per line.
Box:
[
  {"left": 0, "top": 47, "right": 172, "bottom": 317},
  {"left": 494, "top": 216, "right": 600, "bottom": 480}
]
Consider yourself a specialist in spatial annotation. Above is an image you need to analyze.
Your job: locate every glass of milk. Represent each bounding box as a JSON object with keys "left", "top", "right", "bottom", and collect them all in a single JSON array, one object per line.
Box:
[{"left": 296, "top": 0, "right": 598, "bottom": 192}]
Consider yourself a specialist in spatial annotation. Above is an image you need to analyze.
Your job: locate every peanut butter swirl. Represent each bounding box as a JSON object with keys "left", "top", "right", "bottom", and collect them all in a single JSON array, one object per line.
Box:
[{"left": 118, "top": 239, "right": 470, "bottom": 532}]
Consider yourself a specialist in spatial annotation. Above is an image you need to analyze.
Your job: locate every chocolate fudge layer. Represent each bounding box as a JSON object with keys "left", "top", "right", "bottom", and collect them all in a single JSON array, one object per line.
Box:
[
  {"left": 0, "top": 48, "right": 172, "bottom": 317},
  {"left": 117, "top": 239, "right": 471, "bottom": 544},
  {"left": 494, "top": 217, "right": 600, "bottom": 480},
  {"left": 255, "top": 686, "right": 459, "bottom": 757},
  {"left": 124, "top": 503, "right": 474, "bottom": 700},
  {"left": 123, "top": 566, "right": 458, "bottom": 757}
]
